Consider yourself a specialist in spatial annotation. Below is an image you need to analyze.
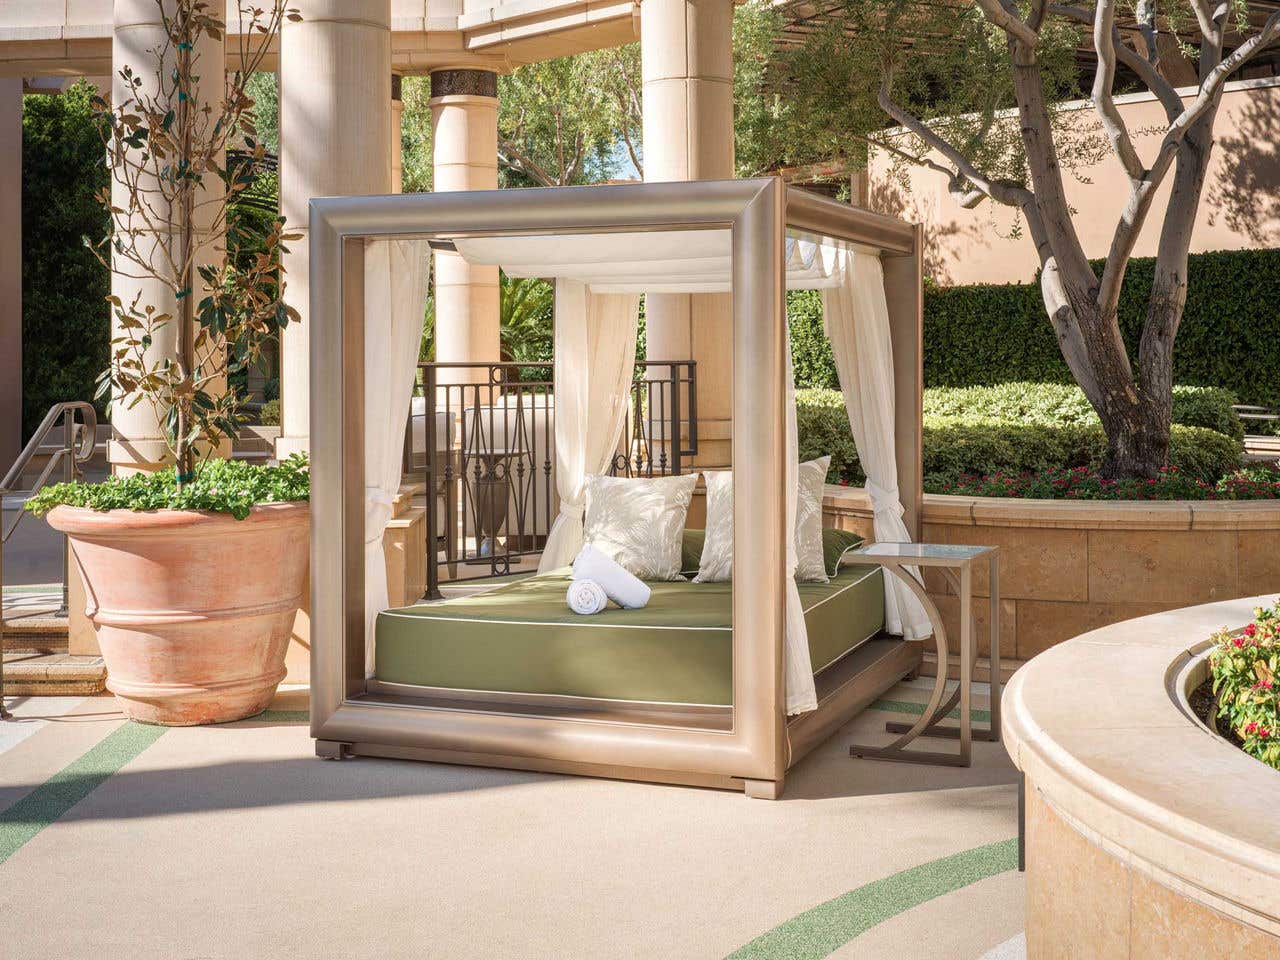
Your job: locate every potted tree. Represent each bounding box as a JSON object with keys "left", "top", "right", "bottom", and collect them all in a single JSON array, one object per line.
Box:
[{"left": 24, "top": 0, "right": 307, "bottom": 725}]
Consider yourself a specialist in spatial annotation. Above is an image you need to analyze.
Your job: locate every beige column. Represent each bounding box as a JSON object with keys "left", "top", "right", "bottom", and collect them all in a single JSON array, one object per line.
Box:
[
  {"left": 108, "top": 0, "right": 225, "bottom": 473},
  {"left": 641, "top": 0, "right": 735, "bottom": 467},
  {"left": 0, "top": 79, "right": 20, "bottom": 474},
  {"left": 276, "top": 0, "right": 392, "bottom": 459},
  {"left": 429, "top": 68, "right": 499, "bottom": 382}
]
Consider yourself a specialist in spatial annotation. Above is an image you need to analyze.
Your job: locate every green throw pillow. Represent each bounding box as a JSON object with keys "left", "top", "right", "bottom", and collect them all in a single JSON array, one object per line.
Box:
[
  {"left": 681, "top": 528, "right": 706, "bottom": 576},
  {"left": 823, "top": 528, "right": 865, "bottom": 578}
]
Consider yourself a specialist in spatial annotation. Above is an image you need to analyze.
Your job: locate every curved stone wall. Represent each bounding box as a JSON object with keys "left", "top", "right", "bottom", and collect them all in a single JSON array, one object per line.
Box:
[
  {"left": 1003, "top": 598, "right": 1280, "bottom": 957},
  {"left": 822, "top": 486, "right": 1280, "bottom": 671}
]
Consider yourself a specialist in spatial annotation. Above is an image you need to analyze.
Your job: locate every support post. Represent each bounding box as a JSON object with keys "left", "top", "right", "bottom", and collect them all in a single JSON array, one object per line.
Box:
[
  {"left": 107, "top": 0, "right": 227, "bottom": 474},
  {"left": 428, "top": 69, "right": 500, "bottom": 386},
  {"left": 641, "top": 0, "right": 735, "bottom": 467},
  {"left": 276, "top": 0, "right": 392, "bottom": 460}
]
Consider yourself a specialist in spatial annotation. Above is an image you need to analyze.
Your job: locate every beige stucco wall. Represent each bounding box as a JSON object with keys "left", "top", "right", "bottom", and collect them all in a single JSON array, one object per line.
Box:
[{"left": 868, "top": 78, "right": 1280, "bottom": 286}]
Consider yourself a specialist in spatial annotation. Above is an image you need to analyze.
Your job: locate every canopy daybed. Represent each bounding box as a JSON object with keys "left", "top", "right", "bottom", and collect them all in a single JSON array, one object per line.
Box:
[{"left": 308, "top": 178, "right": 933, "bottom": 799}]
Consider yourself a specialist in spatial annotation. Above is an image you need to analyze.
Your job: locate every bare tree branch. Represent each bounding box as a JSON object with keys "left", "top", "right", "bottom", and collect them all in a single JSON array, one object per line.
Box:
[
  {"left": 974, "top": 0, "right": 1039, "bottom": 48},
  {"left": 1050, "top": 4, "right": 1182, "bottom": 121},
  {"left": 496, "top": 135, "right": 558, "bottom": 187},
  {"left": 1091, "top": 0, "right": 1145, "bottom": 182},
  {"left": 876, "top": 81, "right": 1032, "bottom": 208}
]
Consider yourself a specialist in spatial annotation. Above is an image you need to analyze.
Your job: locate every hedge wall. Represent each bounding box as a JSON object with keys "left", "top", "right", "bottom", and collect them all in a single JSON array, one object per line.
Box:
[
  {"left": 788, "top": 247, "right": 1280, "bottom": 405},
  {"left": 21, "top": 82, "right": 110, "bottom": 441}
]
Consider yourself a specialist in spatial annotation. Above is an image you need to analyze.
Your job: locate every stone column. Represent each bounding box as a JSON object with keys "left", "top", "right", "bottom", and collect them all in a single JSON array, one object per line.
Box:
[
  {"left": 276, "top": 0, "right": 392, "bottom": 459},
  {"left": 108, "top": 0, "right": 225, "bottom": 473},
  {"left": 0, "top": 79, "right": 20, "bottom": 474},
  {"left": 641, "top": 0, "right": 735, "bottom": 467},
  {"left": 429, "top": 68, "right": 499, "bottom": 382}
]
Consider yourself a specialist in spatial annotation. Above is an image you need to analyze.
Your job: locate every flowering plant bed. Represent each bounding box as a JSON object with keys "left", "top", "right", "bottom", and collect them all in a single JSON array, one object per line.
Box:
[
  {"left": 920, "top": 464, "right": 1280, "bottom": 501},
  {"left": 1207, "top": 605, "right": 1280, "bottom": 771}
]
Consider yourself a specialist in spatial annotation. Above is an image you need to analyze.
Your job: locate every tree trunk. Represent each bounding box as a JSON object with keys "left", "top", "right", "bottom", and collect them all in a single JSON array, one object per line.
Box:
[{"left": 1097, "top": 391, "right": 1170, "bottom": 480}]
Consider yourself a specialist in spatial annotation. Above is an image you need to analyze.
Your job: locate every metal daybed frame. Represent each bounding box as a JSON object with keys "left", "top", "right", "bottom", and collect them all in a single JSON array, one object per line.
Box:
[{"left": 308, "top": 177, "right": 928, "bottom": 799}]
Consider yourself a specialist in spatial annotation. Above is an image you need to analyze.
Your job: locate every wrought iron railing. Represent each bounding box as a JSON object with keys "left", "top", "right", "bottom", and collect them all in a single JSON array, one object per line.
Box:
[
  {"left": 1, "top": 401, "right": 99, "bottom": 720},
  {"left": 405, "top": 360, "right": 697, "bottom": 599}
]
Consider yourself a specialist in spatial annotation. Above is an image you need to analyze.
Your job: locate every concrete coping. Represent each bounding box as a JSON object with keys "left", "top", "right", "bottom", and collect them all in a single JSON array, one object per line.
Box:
[
  {"left": 1003, "top": 596, "right": 1280, "bottom": 935},
  {"left": 822, "top": 484, "right": 1280, "bottom": 530}
]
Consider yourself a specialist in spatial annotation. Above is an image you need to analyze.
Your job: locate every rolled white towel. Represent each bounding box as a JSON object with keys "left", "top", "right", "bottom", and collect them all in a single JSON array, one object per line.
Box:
[
  {"left": 572, "top": 545, "right": 651, "bottom": 610},
  {"left": 566, "top": 579, "right": 609, "bottom": 616}
]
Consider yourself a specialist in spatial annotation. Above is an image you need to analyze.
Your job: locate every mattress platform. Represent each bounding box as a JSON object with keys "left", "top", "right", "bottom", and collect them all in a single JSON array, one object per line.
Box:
[{"left": 374, "top": 566, "right": 886, "bottom": 706}]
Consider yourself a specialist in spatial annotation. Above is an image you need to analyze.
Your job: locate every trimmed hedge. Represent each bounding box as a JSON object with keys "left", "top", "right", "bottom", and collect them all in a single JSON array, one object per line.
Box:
[
  {"left": 787, "top": 247, "right": 1280, "bottom": 405},
  {"left": 21, "top": 82, "right": 110, "bottom": 441},
  {"left": 797, "top": 386, "right": 1244, "bottom": 487},
  {"left": 923, "top": 382, "right": 1244, "bottom": 443}
]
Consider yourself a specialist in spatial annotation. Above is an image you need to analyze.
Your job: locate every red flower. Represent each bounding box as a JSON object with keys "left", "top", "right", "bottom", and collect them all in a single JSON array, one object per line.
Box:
[{"left": 1245, "top": 623, "right": 1258, "bottom": 637}]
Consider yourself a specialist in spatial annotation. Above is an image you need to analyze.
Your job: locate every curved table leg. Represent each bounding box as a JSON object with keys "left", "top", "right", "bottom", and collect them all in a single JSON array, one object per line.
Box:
[
  {"left": 849, "top": 565, "right": 974, "bottom": 766},
  {"left": 883, "top": 566, "right": 1000, "bottom": 744}
]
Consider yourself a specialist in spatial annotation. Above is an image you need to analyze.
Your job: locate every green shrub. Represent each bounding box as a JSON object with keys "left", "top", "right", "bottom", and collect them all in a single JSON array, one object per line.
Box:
[
  {"left": 797, "top": 386, "right": 1243, "bottom": 488},
  {"left": 21, "top": 81, "right": 110, "bottom": 440},
  {"left": 25, "top": 454, "right": 310, "bottom": 520},
  {"left": 1209, "top": 607, "right": 1280, "bottom": 770},
  {"left": 922, "top": 382, "right": 1243, "bottom": 442},
  {"left": 259, "top": 398, "right": 281, "bottom": 426},
  {"left": 921, "top": 248, "right": 1280, "bottom": 405},
  {"left": 789, "top": 249, "right": 1280, "bottom": 406}
]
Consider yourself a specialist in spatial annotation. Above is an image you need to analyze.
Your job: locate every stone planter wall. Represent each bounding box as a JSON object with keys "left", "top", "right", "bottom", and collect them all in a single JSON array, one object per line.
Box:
[{"left": 823, "top": 485, "right": 1280, "bottom": 668}]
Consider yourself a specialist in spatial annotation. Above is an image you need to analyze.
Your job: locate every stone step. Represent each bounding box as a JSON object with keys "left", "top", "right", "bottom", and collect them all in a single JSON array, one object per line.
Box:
[
  {"left": 2, "top": 651, "right": 106, "bottom": 696},
  {"left": 1, "top": 615, "right": 70, "bottom": 653}
]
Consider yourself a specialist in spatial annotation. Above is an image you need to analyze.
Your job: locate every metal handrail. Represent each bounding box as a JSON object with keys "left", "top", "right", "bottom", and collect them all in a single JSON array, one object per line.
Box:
[{"left": 1, "top": 401, "right": 99, "bottom": 720}]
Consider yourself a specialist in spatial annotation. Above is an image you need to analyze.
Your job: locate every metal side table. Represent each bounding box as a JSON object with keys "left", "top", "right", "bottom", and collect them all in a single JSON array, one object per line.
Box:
[{"left": 847, "top": 541, "right": 1000, "bottom": 767}]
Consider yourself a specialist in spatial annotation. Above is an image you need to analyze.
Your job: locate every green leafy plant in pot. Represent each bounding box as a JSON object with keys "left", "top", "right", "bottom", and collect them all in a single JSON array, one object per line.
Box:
[{"left": 26, "top": 0, "right": 308, "bottom": 725}]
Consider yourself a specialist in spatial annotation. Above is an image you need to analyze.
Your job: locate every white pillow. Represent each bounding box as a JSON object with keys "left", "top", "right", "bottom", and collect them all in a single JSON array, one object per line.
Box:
[
  {"left": 694, "top": 456, "right": 832, "bottom": 584},
  {"left": 582, "top": 473, "right": 699, "bottom": 581},
  {"left": 795, "top": 456, "right": 831, "bottom": 583},
  {"left": 694, "top": 470, "right": 734, "bottom": 583}
]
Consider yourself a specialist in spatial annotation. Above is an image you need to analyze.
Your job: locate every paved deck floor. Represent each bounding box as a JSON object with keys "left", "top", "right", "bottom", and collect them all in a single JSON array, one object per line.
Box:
[{"left": 0, "top": 680, "right": 1024, "bottom": 960}]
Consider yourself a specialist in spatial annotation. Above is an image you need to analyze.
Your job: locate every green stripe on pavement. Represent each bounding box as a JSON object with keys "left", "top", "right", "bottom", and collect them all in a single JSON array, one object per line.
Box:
[
  {"left": 0, "top": 721, "right": 168, "bottom": 866},
  {"left": 725, "top": 838, "right": 1018, "bottom": 960}
]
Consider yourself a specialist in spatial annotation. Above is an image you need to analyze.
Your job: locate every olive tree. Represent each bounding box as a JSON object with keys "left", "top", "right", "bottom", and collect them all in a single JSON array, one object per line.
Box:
[{"left": 786, "top": 1, "right": 1280, "bottom": 477}]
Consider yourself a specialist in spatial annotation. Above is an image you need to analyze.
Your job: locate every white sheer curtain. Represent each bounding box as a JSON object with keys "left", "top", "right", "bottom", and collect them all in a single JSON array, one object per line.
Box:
[
  {"left": 822, "top": 248, "right": 932, "bottom": 641},
  {"left": 783, "top": 334, "right": 818, "bottom": 715},
  {"left": 537, "top": 280, "right": 641, "bottom": 572},
  {"left": 364, "top": 239, "right": 432, "bottom": 671}
]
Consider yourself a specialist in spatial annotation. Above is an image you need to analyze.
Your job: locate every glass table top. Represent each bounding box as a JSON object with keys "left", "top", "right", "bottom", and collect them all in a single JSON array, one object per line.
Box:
[{"left": 852, "top": 541, "right": 994, "bottom": 561}]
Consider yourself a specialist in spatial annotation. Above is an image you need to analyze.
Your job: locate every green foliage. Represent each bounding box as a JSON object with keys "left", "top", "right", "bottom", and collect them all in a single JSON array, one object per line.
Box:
[
  {"left": 921, "top": 383, "right": 1243, "bottom": 443},
  {"left": 797, "top": 385, "right": 1244, "bottom": 490},
  {"left": 920, "top": 249, "right": 1280, "bottom": 405},
  {"left": 259, "top": 398, "right": 280, "bottom": 426},
  {"left": 21, "top": 81, "right": 111, "bottom": 440},
  {"left": 774, "top": 1, "right": 1093, "bottom": 180},
  {"left": 1210, "top": 607, "right": 1280, "bottom": 770},
  {"left": 243, "top": 71, "right": 279, "bottom": 152},
  {"left": 25, "top": 453, "right": 310, "bottom": 521}
]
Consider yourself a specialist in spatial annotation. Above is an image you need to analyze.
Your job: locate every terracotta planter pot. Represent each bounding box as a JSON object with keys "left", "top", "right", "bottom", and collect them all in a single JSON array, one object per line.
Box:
[{"left": 47, "top": 501, "right": 309, "bottom": 725}]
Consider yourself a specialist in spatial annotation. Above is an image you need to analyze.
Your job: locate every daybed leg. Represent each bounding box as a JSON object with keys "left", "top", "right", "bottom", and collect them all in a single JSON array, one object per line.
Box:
[
  {"left": 316, "top": 740, "right": 353, "bottom": 761},
  {"left": 743, "top": 778, "right": 782, "bottom": 800},
  {"left": 904, "top": 666, "right": 920, "bottom": 682}
]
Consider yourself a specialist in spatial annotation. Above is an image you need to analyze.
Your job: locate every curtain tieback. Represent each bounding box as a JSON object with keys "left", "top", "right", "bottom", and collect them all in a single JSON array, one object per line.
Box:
[
  {"left": 558, "top": 500, "right": 585, "bottom": 520},
  {"left": 365, "top": 488, "right": 396, "bottom": 544},
  {"left": 865, "top": 480, "right": 904, "bottom": 519}
]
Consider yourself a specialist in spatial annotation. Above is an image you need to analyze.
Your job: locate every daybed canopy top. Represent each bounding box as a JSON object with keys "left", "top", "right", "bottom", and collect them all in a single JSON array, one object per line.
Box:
[{"left": 453, "top": 229, "right": 856, "bottom": 294}]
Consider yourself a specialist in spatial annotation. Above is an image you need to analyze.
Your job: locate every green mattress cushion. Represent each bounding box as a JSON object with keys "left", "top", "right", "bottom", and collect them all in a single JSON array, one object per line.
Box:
[{"left": 374, "top": 564, "right": 885, "bottom": 705}]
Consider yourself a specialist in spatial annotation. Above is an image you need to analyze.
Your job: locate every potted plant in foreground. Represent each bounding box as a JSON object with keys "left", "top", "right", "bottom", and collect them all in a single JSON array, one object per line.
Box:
[{"left": 24, "top": 0, "right": 307, "bottom": 725}]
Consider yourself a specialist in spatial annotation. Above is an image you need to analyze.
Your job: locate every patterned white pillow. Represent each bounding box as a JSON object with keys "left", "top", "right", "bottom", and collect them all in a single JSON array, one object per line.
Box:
[
  {"left": 694, "top": 457, "right": 832, "bottom": 583},
  {"left": 795, "top": 456, "right": 831, "bottom": 583},
  {"left": 582, "top": 473, "right": 699, "bottom": 581},
  {"left": 694, "top": 470, "right": 734, "bottom": 583}
]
